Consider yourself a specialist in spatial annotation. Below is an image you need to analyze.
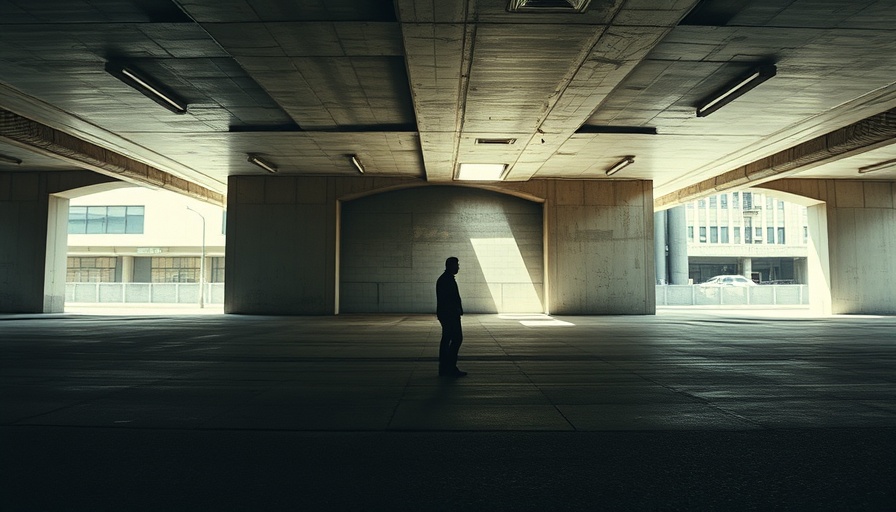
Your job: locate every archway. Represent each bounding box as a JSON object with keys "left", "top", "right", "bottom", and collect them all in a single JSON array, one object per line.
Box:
[{"left": 338, "top": 186, "right": 545, "bottom": 314}]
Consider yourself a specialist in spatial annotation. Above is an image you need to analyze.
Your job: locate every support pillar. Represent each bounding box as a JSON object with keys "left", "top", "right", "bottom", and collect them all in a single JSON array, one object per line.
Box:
[
  {"left": 654, "top": 211, "right": 666, "bottom": 285},
  {"left": 667, "top": 206, "right": 688, "bottom": 285}
]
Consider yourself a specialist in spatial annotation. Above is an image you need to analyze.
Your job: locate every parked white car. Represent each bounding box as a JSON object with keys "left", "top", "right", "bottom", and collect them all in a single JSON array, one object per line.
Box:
[{"left": 700, "top": 275, "right": 757, "bottom": 286}]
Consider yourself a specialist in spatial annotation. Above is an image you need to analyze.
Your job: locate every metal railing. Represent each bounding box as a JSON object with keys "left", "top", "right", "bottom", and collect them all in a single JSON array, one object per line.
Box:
[
  {"left": 656, "top": 284, "right": 809, "bottom": 306},
  {"left": 66, "top": 282, "right": 225, "bottom": 305}
]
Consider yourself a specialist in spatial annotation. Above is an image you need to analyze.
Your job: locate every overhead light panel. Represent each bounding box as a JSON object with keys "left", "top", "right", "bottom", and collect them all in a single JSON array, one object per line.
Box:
[
  {"left": 350, "top": 155, "right": 365, "bottom": 174},
  {"left": 508, "top": 0, "right": 591, "bottom": 13},
  {"left": 105, "top": 62, "right": 188, "bottom": 114},
  {"left": 247, "top": 154, "right": 278, "bottom": 173},
  {"left": 605, "top": 156, "right": 635, "bottom": 176},
  {"left": 858, "top": 158, "right": 896, "bottom": 174},
  {"left": 696, "top": 64, "right": 776, "bottom": 117},
  {"left": 0, "top": 153, "right": 23, "bottom": 165},
  {"left": 457, "top": 163, "right": 507, "bottom": 181},
  {"left": 475, "top": 138, "right": 517, "bottom": 145}
]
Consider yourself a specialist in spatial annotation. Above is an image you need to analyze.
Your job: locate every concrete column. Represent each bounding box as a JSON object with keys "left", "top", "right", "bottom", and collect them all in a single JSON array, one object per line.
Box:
[
  {"left": 654, "top": 211, "right": 667, "bottom": 285},
  {"left": 740, "top": 257, "right": 752, "bottom": 280},
  {"left": 225, "top": 176, "right": 336, "bottom": 314},
  {"left": 666, "top": 206, "right": 688, "bottom": 285},
  {"left": 0, "top": 171, "right": 113, "bottom": 313},
  {"left": 44, "top": 195, "right": 69, "bottom": 313},
  {"left": 121, "top": 256, "right": 134, "bottom": 283},
  {"left": 545, "top": 180, "right": 655, "bottom": 315}
]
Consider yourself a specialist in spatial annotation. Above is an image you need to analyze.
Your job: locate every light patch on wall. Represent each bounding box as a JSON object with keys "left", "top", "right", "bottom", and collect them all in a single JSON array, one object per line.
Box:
[{"left": 470, "top": 238, "right": 542, "bottom": 313}]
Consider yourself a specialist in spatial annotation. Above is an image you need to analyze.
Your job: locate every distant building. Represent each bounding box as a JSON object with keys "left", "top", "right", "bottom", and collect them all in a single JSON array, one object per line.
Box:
[
  {"left": 66, "top": 187, "right": 226, "bottom": 284},
  {"left": 684, "top": 191, "right": 808, "bottom": 284}
]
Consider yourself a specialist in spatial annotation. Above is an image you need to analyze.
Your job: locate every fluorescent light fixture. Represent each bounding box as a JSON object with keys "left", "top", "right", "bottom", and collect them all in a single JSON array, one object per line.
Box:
[
  {"left": 105, "top": 62, "right": 188, "bottom": 114},
  {"left": 457, "top": 163, "right": 507, "bottom": 181},
  {"left": 0, "top": 153, "right": 22, "bottom": 165},
  {"left": 858, "top": 158, "right": 896, "bottom": 174},
  {"left": 508, "top": 0, "right": 591, "bottom": 13},
  {"left": 605, "top": 156, "right": 635, "bottom": 176},
  {"left": 350, "top": 155, "right": 365, "bottom": 174},
  {"left": 475, "top": 138, "right": 517, "bottom": 145},
  {"left": 696, "top": 64, "right": 776, "bottom": 117},
  {"left": 247, "top": 153, "right": 278, "bottom": 173}
]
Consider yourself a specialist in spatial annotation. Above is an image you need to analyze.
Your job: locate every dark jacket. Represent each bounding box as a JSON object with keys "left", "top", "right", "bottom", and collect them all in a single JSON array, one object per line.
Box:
[{"left": 436, "top": 272, "right": 463, "bottom": 318}]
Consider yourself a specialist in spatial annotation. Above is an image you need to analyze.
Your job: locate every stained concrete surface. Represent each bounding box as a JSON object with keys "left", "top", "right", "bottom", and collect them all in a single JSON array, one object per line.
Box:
[{"left": 1, "top": 310, "right": 894, "bottom": 511}]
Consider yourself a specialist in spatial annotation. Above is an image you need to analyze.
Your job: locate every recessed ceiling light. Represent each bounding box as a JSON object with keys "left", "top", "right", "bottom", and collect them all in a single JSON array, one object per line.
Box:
[
  {"left": 508, "top": 0, "right": 591, "bottom": 13},
  {"left": 475, "top": 138, "right": 517, "bottom": 145},
  {"left": 457, "top": 163, "right": 507, "bottom": 181}
]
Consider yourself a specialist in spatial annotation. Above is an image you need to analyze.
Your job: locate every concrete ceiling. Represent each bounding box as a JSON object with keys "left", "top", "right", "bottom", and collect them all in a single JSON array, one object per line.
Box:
[{"left": 1, "top": 0, "right": 895, "bottom": 206}]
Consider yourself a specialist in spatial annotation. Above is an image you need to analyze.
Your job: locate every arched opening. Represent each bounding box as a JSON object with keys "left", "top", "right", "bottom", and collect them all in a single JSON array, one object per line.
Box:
[
  {"left": 53, "top": 183, "right": 226, "bottom": 314},
  {"left": 659, "top": 187, "right": 831, "bottom": 315},
  {"left": 338, "top": 186, "right": 545, "bottom": 314}
]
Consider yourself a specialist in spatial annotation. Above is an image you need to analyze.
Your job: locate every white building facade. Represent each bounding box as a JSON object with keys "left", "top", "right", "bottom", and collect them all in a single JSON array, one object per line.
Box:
[
  {"left": 685, "top": 190, "right": 809, "bottom": 284},
  {"left": 66, "top": 186, "right": 226, "bottom": 289}
]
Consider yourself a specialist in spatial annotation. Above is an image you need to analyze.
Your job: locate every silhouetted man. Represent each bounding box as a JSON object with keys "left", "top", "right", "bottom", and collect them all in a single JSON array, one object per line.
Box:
[{"left": 436, "top": 257, "right": 467, "bottom": 377}]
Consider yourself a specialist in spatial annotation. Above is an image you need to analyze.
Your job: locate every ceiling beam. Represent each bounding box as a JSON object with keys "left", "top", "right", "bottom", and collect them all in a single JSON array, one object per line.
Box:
[
  {"left": 0, "top": 109, "right": 225, "bottom": 206},
  {"left": 654, "top": 107, "right": 896, "bottom": 209}
]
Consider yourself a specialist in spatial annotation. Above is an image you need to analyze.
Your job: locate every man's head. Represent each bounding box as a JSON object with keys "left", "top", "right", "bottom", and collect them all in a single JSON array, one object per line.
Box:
[{"left": 445, "top": 257, "right": 459, "bottom": 275}]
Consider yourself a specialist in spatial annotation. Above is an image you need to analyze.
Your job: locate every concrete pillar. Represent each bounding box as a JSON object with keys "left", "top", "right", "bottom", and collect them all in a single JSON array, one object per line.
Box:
[
  {"left": 740, "top": 257, "right": 752, "bottom": 280},
  {"left": 225, "top": 176, "right": 337, "bottom": 315},
  {"left": 0, "top": 171, "right": 114, "bottom": 313},
  {"left": 806, "top": 203, "right": 832, "bottom": 315},
  {"left": 44, "top": 195, "right": 69, "bottom": 313},
  {"left": 654, "top": 211, "right": 666, "bottom": 285},
  {"left": 121, "top": 256, "right": 134, "bottom": 283},
  {"left": 666, "top": 206, "right": 688, "bottom": 285}
]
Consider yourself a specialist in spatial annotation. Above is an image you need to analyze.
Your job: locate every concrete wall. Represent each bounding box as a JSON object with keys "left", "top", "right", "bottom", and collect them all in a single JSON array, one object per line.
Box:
[
  {"left": 760, "top": 179, "right": 896, "bottom": 315},
  {"left": 341, "top": 186, "right": 544, "bottom": 313},
  {"left": 226, "top": 176, "right": 655, "bottom": 315},
  {"left": 0, "top": 171, "right": 117, "bottom": 313},
  {"left": 545, "top": 180, "right": 655, "bottom": 315}
]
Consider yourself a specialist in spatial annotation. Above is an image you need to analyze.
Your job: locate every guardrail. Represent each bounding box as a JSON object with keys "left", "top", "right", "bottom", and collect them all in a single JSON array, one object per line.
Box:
[
  {"left": 656, "top": 284, "right": 809, "bottom": 306},
  {"left": 66, "top": 283, "right": 225, "bottom": 305}
]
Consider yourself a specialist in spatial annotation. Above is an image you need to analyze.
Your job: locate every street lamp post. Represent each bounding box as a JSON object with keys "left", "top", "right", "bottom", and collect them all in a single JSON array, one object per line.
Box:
[{"left": 186, "top": 206, "right": 206, "bottom": 308}]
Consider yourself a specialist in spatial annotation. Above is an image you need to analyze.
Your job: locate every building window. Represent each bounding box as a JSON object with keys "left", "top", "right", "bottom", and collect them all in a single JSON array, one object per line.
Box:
[
  {"left": 732, "top": 192, "right": 740, "bottom": 209},
  {"left": 710, "top": 226, "right": 718, "bottom": 243},
  {"left": 699, "top": 227, "right": 706, "bottom": 243},
  {"left": 68, "top": 206, "right": 144, "bottom": 234},
  {"left": 803, "top": 226, "right": 808, "bottom": 243},
  {"left": 767, "top": 227, "right": 775, "bottom": 243},
  {"left": 687, "top": 226, "right": 694, "bottom": 241},
  {"left": 709, "top": 196, "right": 717, "bottom": 208},
  {"left": 766, "top": 196, "right": 774, "bottom": 209},
  {"left": 778, "top": 200, "right": 785, "bottom": 210},
  {"left": 67, "top": 257, "right": 117, "bottom": 282},
  {"left": 720, "top": 195, "right": 728, "bottom": 209},
  {"left": 721, "top": 226, "right": 729, "bottom": 243},
  {"left": 698, "top": 199, "right": 706, "bottom": 208},
  {"left": 211, "top": 257, "right": 225, "bottom": 283},
  {"left": 778, "top": 227, "right": 785, "bottom": 244},
  {"left": 743, "top": 192, "right": 753, "bottom": 210},
  {"left": 733, "top": 227, "right": 741, "bottom": 244},
  {"left": 151, "top": 257, "right": 200, "bottom": 283}
]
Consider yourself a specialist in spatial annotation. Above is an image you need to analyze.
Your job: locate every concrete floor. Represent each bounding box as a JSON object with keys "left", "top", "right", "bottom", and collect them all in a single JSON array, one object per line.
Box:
[{"left": 1, "top": 310, "right": 894, "bottom": 511}]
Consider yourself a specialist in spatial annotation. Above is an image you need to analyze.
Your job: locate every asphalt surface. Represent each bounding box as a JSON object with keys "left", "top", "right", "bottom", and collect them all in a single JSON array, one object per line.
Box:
[{"left": 1, "top": 310, "right": 894, "bottom": 511}]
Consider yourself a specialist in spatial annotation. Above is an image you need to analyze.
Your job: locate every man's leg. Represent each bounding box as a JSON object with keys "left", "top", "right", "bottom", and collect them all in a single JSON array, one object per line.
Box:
[
  {"left": 438, "top": 317, "right": 451, "bottom": 375},
  {"left": 447, "top": 317, "right": 464, "bottom": 373}
]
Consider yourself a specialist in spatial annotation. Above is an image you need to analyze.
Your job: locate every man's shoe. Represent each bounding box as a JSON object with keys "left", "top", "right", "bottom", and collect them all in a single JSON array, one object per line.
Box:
[{"left": 453, "top": 369, "right": 468, "bottom": 377}]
